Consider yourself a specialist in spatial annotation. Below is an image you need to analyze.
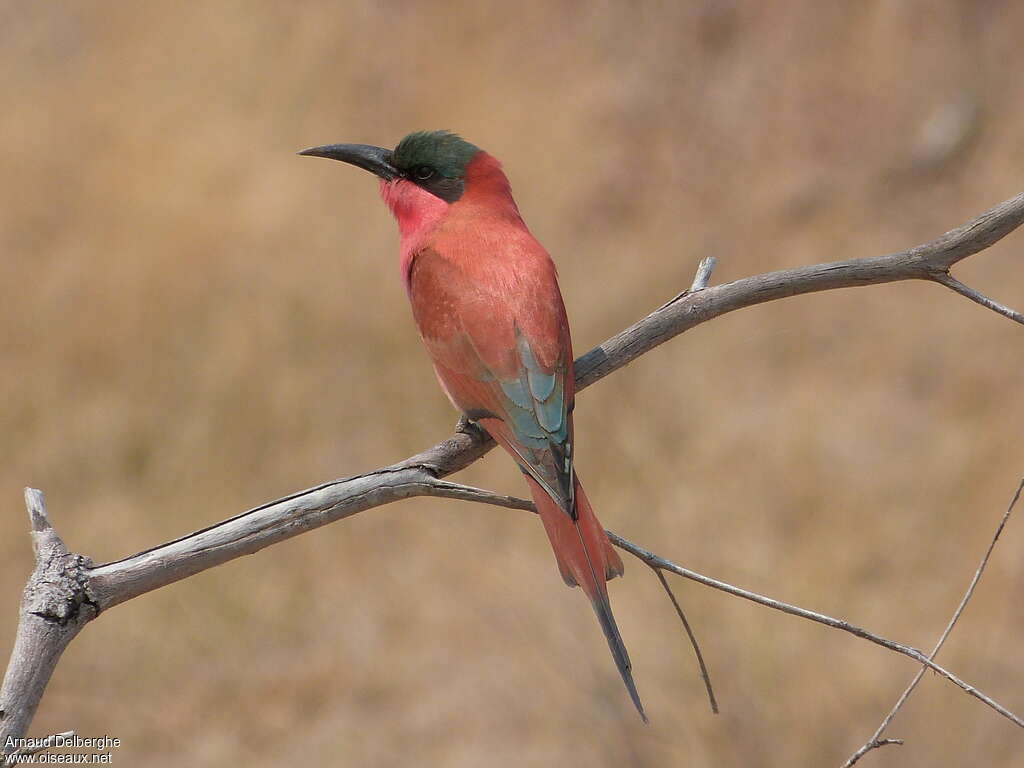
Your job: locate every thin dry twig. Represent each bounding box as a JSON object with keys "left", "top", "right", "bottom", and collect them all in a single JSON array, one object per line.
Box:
[
  {"left": 932, "top": 272, "right": 1024, "bottom": 325},
  {"left": 656, "top": 255, "right": 718, "bottom": 311},
  {"left": 433, "top": 488, "right": 1021, "bottom": 731},
  {"left": 606, "top": 532, "right": 1024, "bottom": 731},
  {"left": 840, "top": 477, "right": 1024, "bottom": 767},
  {"left": 690, "top": 255, "right": 718, "bottom": 291},
  {"left": 653, "top": 568, "right": 718, "bottom": 714}
]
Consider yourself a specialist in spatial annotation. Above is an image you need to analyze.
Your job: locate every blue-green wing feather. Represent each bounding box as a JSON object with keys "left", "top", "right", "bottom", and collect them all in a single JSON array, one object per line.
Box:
[{"left": 491, "top": 329, "right": 573, "bottom": 513}]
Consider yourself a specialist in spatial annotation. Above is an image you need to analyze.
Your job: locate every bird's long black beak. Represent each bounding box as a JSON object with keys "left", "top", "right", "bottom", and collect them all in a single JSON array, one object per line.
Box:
[{"left": 297, "top": 143, "right": 399, "bottom": 181}]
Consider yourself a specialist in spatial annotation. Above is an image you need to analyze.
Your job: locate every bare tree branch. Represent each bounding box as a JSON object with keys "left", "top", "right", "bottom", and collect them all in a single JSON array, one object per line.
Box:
[
  {"left": 85, "top": 189, "right": 1024, "bottom": 612},
  {"left": 0, "top": 492, "right": 95, "bottom": 753},
  {"left": 574, "top": 191, "right": 1024, "bottom": 389},
  {"left": 3, "top": 191, "right": 1023, "bottom": 754},
  {"left": 840, "top": 477, "right": 1024, "bottom": 767}
]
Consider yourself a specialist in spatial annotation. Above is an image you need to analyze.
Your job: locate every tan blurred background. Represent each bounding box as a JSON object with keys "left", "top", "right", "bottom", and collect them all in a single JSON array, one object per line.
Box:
[{"left": 2, "top": 1, "right": 1023, "bottom": 765}]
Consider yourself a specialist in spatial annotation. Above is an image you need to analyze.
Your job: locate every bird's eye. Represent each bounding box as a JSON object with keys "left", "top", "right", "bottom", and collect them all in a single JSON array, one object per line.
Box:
[{"left": 413, "top": 165, "right": 435, "bottom": 181}]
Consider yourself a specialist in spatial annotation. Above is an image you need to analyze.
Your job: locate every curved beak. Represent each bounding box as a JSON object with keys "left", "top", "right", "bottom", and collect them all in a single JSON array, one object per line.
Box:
[{"left": 297, "top": 143, "right": 398, "bottom": 181}]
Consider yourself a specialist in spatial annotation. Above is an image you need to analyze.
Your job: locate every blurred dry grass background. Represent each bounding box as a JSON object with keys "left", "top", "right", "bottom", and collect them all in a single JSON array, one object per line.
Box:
[{"left": 2, "top": 1, "right": 1023, "bottom": 765}]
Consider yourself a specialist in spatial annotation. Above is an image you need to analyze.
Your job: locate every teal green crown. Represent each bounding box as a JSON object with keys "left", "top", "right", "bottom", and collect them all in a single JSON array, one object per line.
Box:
[{"left": 392, "top": 130, "right": 480, "bottom": 179}]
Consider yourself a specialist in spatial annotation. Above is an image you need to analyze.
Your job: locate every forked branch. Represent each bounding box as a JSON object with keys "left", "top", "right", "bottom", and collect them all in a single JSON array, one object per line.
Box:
[
  {"left": 3, "top": 191, "right": 1023, "bottom": 756},
  {"left": 840, "top": 478, "right": 1024, "bottom": 766}
]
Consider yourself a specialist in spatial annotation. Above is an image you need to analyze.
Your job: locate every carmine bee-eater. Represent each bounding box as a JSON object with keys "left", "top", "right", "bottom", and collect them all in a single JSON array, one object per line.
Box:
[{"left": 300, "top": 130, "right": 645, "bottom": 720}]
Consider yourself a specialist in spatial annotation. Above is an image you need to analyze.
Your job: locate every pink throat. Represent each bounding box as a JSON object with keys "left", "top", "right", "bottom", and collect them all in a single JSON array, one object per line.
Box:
[
  {"left": 379, "top": 179, "right": 448, "bottom": 254},
  {"left": 377, "top": 153, "right": 519, "bottom": 285}
]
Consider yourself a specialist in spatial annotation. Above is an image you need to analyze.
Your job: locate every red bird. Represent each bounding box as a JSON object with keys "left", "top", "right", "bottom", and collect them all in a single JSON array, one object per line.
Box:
[{"left": 301, "top": 131, "right": 645, "bottom": 720}]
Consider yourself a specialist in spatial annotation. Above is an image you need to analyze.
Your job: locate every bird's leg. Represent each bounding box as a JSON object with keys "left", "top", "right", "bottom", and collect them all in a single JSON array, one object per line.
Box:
[{"left": 455, "top": 413, "right": 478, "bottom": 435}]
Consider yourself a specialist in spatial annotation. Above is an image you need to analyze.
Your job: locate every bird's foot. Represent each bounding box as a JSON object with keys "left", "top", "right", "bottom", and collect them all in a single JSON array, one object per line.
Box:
[{"left": 456, "top": 414, "right": 490, "bottom": 439}]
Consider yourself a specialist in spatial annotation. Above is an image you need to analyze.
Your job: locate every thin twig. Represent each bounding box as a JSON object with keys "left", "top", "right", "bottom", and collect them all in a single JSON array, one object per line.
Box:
[
  {"left": 690, "top": 256, "right": 718, "bottom": 291},
  {"left": 395, "top": 481, "right": 1020, "bottom": 731},
  {"left": 840, "top": 477, "right": 1024, "bottom": 767},
  {"left": 24, "top": 489, "right": 51, "bottom": 534},
  {"left": 427, "top": 480, "right": 536, "bottom": 512},
  {"left": 656, "top": 256, "right": 719, "bottom": 311},
  {"left": 932, "top": 272, "right": 1024, "bottom": 325},
  {"left": 606, "top": 531, "right": 1024, "bottom": 730},
  {"left": 652, "top": 568, "right": 718, "bottom": 714},
  {"left": 842, "top": 738, "right": 903, "bottom": 761},
  {"left": 418, "top": 485, "right": 1016, "bottom": 731}
]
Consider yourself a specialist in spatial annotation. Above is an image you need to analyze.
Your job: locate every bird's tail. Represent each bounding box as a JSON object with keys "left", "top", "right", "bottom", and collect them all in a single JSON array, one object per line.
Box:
[{"left": 525, "top": 475, "right": 647, "bottom": 723}]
